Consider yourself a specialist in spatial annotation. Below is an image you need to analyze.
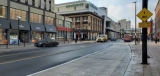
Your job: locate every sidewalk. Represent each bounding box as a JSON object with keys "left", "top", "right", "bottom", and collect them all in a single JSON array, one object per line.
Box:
[
  {"left": 28, "top": 43, "right": 131, "bottom": 76},
  {"left": 125, "top": 41, "right": 160, "bottom": 76},
  {"left": 0, "top": 41, "right": 96, "bottom": 53}
]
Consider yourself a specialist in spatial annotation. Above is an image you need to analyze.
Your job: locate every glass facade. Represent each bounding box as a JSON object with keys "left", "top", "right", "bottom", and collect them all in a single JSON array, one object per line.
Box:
[
  {"left": 45, "top": 16, "right": 54, "bottom": 25},
  {"left": 0, "top": 29, "right": 7, "bottom": 44},
  {"left": 56, "top": 19, "right": 63, "bottom": 26},
  {"left": 10, "top": 8, "right": 27, "bottom": 21},
  {"left": 30, "top": 13, "right": 42, "bottom": 23},
  {"left": 31, "top": 31, "right": 43, "bottom": 41},
  {"left": 57, "top": 31, "right": 64, "bottom": 39},
  {"left": 0, "top": 5, "right": 7, "bottom": 18}
]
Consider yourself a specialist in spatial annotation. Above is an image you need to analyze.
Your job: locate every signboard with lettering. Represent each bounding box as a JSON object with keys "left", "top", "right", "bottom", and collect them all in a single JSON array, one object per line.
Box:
[
  {"left": 36, "top": 27, "right": 41, "bottom": 30},
  {"left": 66, "top": 3, "right": 84, "bottom": 8},
  {"left": 19, "top": 25, "right": 24, "bottom": 28}
]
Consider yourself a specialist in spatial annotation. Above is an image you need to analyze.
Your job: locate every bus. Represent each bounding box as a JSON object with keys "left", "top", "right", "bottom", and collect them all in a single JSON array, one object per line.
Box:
[{"left": 124, "top": 34, "right": 133, "bottom": 42}]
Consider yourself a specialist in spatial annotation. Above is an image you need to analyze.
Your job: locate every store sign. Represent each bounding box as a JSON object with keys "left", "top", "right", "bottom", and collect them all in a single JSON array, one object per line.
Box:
[
  {"left": 49, "top": 29, "right": 53, "bottom": 31},
  {"left": 66, "top": 3, "right": 83, "bottom": 8},
  {"left": 56, "top": 26, "right": 72, "bottom": 32},
  {"left": 36, "top": 27, "right": 41, "bottom": 30},
  {"left": 19, "top": 25, "right": 24, "bottom": 28}
]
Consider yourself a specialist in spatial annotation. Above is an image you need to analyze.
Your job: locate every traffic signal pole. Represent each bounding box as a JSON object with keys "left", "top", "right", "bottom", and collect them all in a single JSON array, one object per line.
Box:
[{"left": 142, "top": 0, "right": 148, "bottom": 64}]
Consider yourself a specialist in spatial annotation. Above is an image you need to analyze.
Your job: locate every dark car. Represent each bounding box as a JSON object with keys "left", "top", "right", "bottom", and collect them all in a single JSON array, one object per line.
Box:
[
  {"left": 34, "top": 39, "right": 59, "bottom": 47},
  {"left": 111, "top": 37, "right": 117, "bottom": 41}
]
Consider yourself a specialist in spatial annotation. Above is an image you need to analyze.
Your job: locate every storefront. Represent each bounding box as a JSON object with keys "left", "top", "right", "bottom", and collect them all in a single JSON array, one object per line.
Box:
[
  {"left": 10, "top": 20, "right": 30, "bottom": 44},
  {"left": 44, "top": 25, "right": 56, "bottom": 40},
  {"left": 65, "top": 28, "right": 72, "bottom": 40},
  {"left": 73, "top": 29, "right": 91, "bottom": 40},
  {"left": 30, "top": 23, "right": 45, "bottom": 43},
  {"left": 0, "top": 18, "right": 10, "bottom": 45},
  {"left": 56, "top": 26, "right": 65, "bottom": 41}
]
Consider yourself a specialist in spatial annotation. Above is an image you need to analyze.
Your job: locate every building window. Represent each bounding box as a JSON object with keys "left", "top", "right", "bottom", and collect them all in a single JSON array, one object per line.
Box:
[
  {"left": 30, "top": 13, "right": 42, "bottom": 23},
  {"left": 83, "top": 16, "right": 88, "bottom": 21},
  {"left": 38, "top": 0, "right": 41, "bottom": 8},
  {"left": 10, "top": 8, "right": 27, "bottom": 21},
  {"left": 0, "top": 6, "right": 6, "bottom": 18},
  {"left": 76, "top": 17, "right": 80, "bottom": 22},
  {"left": 25, "top": 0, "right": 28, "bottom": 4},
  {"left": 45, "top": 16, "right": 53, "bottom": 25},
  {"left": 49, "top": 0, "right": 51, "bottom": 11},
  {"left": 32, "top": 0, "right": 35, "bottom": 6},
  {"left": 44, "top": 0, "right": 46, "bottom": 10}
]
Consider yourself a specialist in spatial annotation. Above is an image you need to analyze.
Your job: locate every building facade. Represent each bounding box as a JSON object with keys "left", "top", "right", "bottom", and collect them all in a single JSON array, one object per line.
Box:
[
  {"left": 155, "top": 0, "right": 160, "bottom": 39},
  {"left": 55, "top": 1, "right": 102, "bottom": 40},
  {"left": 0, "top": 0, "right": 72, "bottom": 45}
]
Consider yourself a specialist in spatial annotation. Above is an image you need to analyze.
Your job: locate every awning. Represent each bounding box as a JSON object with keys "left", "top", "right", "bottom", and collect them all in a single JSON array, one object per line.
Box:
[
  {"left": 30, "top": 23, "right": 45, "bottom": 31},
  {"left": 10, "top": 20, "right": 30, "bottom": 30},
  {"left": 45, "top": 25, "right": 56, "bottom": 32},
  {"left": 0, "top": 18, "right": 10, "bottom": 29}
]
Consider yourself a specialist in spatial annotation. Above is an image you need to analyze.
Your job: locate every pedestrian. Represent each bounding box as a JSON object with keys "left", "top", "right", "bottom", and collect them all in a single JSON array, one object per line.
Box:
[{"left": 155, "top": 37, "right": 157, "bottom": 44}]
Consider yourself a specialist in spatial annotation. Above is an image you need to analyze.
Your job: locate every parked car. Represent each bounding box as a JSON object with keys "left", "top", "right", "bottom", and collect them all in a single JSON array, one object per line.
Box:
[
  {"left": 111, "top": 37, "right": 117, "bottom": 41},
  {"left": 96, "top": 34, "right": 108, "bottom": 42},
  {"left": 34, "top": 39, "right": 59, "bottom": 47}
]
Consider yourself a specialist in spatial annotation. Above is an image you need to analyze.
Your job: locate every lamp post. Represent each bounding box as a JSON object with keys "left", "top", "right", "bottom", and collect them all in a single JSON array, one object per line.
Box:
[
  {"left": 119, "top": 22, "right": 121, "bottom": 39},
  {"left": 17, "top": 16, "right": 21, "bottom": 46},
  {"left": 133, "top": 1, "right": 137, "bottom": 45}
]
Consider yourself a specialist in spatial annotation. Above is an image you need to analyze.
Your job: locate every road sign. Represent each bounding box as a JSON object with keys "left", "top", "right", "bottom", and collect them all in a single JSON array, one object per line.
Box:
[
  {"left": 137, "top": 8, "right": 153, "bottom": 21},
  {"left": 138, "top": 22, "right": 151, "bottom": 28}
]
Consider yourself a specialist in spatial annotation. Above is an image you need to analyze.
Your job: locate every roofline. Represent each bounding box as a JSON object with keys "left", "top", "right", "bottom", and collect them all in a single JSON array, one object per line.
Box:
[
  {"left": 155, "top": 0, "right": 160, "bottom": 11},
  {"left": 57, "top": 11, "right": 103, "bottom": 19},
  {"left": 55, "top": 1, "right": 88, "bottom": 6}
]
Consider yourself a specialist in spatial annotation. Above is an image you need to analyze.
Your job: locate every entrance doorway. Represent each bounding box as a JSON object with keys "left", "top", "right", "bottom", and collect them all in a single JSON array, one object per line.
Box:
[{"left": 19, "top": 30, "right": 29, "bottom": 43}]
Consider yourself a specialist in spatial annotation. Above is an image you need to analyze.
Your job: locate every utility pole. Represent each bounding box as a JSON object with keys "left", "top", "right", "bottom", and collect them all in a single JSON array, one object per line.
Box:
[
  {"left": 133, "top": 1, "right": 137, "bottom": 45},
  {"left": 142, "top": 0, "right": 148, "bottom": 64}
]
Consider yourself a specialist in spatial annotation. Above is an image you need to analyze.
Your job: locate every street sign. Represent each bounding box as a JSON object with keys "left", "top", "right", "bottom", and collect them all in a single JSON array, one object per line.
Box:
[
  {"left": 137, "top": 8, "right": 153, "bottom": 21},
  {"left": 138, "top": 22, "right": 151, "bottom": 28}
]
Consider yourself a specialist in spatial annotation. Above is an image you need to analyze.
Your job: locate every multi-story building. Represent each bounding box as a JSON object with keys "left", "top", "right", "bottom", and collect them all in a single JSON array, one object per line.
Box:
[
  {"left": 55, "top": 0, "right": 103, "bottom": 40},
  {"left": 0, "top": 0, "right": 72, "bottom": 45},
  {"left": 155, "top": 0, "right": 160, "bottom": 39}
]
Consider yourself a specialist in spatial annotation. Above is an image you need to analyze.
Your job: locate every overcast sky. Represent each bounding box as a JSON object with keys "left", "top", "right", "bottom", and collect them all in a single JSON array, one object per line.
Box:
[{"left": 55, "top": 0, "right": 158, "bottom": 28}]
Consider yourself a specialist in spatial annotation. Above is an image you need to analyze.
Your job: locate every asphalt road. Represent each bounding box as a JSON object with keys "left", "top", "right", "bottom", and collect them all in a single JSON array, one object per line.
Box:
[{"left": 0, "top": 41, "right": 115, "bottom": 76}]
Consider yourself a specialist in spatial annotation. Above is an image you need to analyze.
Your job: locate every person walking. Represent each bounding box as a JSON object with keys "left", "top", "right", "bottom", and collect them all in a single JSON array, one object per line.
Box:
[{"left": 155, "top": 37, "right": 157, "bottom": 44}]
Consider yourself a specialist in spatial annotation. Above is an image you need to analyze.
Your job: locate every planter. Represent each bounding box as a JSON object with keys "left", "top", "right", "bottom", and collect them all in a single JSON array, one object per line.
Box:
[
  {"left": 3, "top": 40, "right": 8, "bottom": 44},
  {"left": 32, "top": 39, "right": 36, "bottom": 43}
]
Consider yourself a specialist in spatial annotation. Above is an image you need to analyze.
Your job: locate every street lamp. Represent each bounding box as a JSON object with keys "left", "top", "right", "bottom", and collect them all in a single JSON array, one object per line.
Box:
[
  {"left": 17, "top": 16, "right": 21, "bottom": 46},
  {"left": 133, "top": 1, "right": 137, "bottom": 45}
]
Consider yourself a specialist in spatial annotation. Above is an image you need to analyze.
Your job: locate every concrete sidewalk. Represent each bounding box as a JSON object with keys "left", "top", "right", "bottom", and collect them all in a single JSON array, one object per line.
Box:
[
  {"left": 124, "top": 42, "right": 160, "bottom": 76},
  {"left": 28, "top": 43, "right": 131, "bottom": 76},
  {"left": 0, "top": 41, "right": 96, "bottom": 53}
]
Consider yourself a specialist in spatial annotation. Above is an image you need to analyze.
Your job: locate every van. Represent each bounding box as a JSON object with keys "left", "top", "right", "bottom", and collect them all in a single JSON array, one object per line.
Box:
[{"left": 96, "top": 35, "right": 108, "bottom": 42}]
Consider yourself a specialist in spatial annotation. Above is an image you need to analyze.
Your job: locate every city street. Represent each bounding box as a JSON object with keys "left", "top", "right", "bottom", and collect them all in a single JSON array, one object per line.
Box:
[{"left": 0, "top": 41, "right": 115, "bottom": 76}]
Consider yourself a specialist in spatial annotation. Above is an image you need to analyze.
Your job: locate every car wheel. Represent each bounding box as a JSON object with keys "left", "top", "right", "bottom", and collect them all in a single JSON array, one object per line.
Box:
[{"left": 43, "top": 44, "right": 46, "bottom": 47}]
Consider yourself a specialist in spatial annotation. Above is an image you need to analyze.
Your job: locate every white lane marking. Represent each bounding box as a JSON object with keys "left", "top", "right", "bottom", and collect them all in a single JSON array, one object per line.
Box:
[
  {"left": 0, "top": 43, "right": 99, "bottom": 57},
  {"left": 0, "top": 44, "right": 103, "bottom": 65},
  {"left": 27, "top": 47, "right": 110, "bottom": 76}
]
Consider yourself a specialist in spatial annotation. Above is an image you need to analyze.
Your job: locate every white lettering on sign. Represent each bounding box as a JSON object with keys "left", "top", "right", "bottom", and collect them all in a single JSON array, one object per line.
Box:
[
  {"left": 49, "top": 29, "right": 53, "bottom": 31},
  {"left": 19, "top": 25, "right": 24, "bottom": 28},
  {"left": 36, "top": 27, "right": 41, "bottom": 30}
]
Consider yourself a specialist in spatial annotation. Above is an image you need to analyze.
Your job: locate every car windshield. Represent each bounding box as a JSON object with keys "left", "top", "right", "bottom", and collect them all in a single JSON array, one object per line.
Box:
[
  {"left": 99, "top": 35, "right": 104, "bottom": 38},
  {"left": 40, "top": 39, "right": 55, "bottom": 42}
]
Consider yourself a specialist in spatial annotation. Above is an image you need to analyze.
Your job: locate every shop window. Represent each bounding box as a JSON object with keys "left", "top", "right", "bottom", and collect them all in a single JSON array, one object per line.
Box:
[
  {"left": 0, "top": 6, "right": 6, "bottom": 18},
  {"left": 0, "top": 29, "right": 7, "bottom": 44},
  {"left": 38, "top": 15, "right": 42, "bottom": 23}
]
